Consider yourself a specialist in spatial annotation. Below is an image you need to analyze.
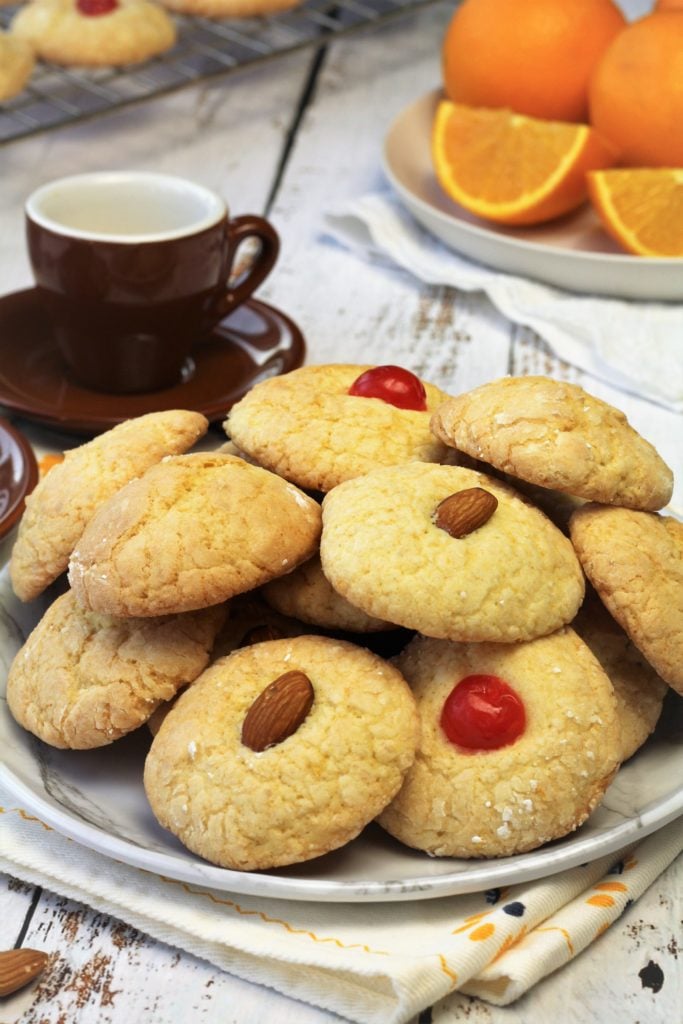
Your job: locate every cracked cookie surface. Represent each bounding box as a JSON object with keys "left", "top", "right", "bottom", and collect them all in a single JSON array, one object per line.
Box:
[
  {"left": 144, "top": 634, "right": 419, "bottom": 870},
  {"left": 10, "top": 410, "right": 208, "bottom": 603},
  {"left": 431, "top": 376, "right": 673, "bottom": 510},
  {"left": 69, "top": 453, "right": 322, "bottom": 617}
]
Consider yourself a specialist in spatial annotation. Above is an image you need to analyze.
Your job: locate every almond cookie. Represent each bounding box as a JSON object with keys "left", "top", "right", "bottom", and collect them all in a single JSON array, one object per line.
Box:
[
  {"left": 320, "top": 463, "right": 585, "bottom": 643},
  {"left": 10, "top": 410, "right": 208, "bottom": 603},
  {"left": 69, "top": 453, "right": 322, "bottom": 617},
  {"left": 431, "top": 376, "right": 673, "bottom": 511},
  {"left": 6, "top": 590, "right": 225, "bottom": 749},
  {"left": 160, "top": 0, "right": 299, "bottom": 17},
  {"left": 377, "top": 629, "right": 621, "bottom": 858},
  {"left": 573, "top": 593, "right": 667, "bottom": 761},
  {"left": 12, "top": 0, "right": 176, "bottom": 67},
  {"left": 570, "top": 505, "right": 683, "bottom": 695},
  {"left": 224, "top": 364, "right": 451, "bottom": 492},
  {"left": 261, "top": 554, "right": 395, "bottom": 634},
  {"left": 144, "top": 635, "right": 419, "bottom": 870},
  {"left": 0, "top": 32, "right": 34, "bottom": 101}
]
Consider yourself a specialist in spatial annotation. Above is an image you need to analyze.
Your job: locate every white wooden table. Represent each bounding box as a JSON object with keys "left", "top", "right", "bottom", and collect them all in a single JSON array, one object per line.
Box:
[{"left": 0, "top": 1, "right": 680, "bottom": 1021}]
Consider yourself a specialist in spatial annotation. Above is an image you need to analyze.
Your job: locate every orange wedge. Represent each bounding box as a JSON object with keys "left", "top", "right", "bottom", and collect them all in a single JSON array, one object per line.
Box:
[
  {"left": 432, "top": 100, "right": 615, "bottom": 226},
  {"left": 587, "top": 169, "right": 683, "bottom": 257}
]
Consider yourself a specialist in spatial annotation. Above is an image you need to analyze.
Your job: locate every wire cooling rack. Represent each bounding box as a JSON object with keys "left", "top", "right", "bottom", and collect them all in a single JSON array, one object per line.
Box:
[{"left": 0, "top": 0, "right": 442, "bottom": 144}]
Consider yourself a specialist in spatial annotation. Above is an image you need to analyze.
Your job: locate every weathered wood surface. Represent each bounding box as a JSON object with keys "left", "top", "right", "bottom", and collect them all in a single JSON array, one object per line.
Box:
[{"left": 0, "top": 2, "right": 680, "bottom": 1021}]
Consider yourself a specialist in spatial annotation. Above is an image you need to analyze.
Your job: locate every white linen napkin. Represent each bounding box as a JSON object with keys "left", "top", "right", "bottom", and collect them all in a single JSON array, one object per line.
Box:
[
  {"left": 1, "top": 790, "right": 681, "bottom": 1024},
  {"left": 325, "top": 194, "right": 683, "bottom": 413}
]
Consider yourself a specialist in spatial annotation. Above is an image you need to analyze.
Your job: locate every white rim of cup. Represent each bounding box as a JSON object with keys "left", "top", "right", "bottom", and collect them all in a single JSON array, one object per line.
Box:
[{"left": 25, "top": 171, "right": 227, "bottom": 245}]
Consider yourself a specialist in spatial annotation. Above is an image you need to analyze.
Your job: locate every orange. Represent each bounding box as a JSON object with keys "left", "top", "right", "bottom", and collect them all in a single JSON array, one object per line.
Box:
[
  {"left": 589, "top": 13, "right": 683, "bottom": 166},
  {"left": 654, "top": 0, "right": 683, "bottom": 8},
  {"left": 432, "top": 101, "right": 615, "bottom": 226},
  {"left": 442, "top": 0, "right": 625, "bottom": 123},
  {"left": 587, "top": 169, "right": 683, "bottom": 257}
]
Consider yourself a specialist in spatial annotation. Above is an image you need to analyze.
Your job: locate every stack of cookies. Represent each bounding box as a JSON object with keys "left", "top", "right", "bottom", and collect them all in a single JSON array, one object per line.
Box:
[{"left": 5, "top": 368, "right": 680, "bottom": 872}]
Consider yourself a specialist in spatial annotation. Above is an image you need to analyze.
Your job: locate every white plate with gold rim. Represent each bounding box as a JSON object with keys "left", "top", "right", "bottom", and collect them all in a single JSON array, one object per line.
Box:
[{"left": 383, "top": 90, "right": 683, "bottom": 302}]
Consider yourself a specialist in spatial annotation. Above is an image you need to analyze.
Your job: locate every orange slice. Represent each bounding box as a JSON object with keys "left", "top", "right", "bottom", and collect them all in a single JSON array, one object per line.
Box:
[
  {"left": 587, "top": 168, "right": 683, "bottom": 257},
  {"left": 432, "top": 100, "right": 615, "bottom": 226}
]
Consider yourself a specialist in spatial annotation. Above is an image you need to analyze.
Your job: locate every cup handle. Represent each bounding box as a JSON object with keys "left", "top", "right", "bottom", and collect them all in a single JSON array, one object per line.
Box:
[{"left": 220, "top": 215, "right": 280, "bottom": 316}]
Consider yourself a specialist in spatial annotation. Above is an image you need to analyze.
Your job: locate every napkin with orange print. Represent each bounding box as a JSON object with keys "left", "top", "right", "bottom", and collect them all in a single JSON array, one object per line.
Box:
[{"left": 0, "top": 789, "right": 681, "bottom": 1024}]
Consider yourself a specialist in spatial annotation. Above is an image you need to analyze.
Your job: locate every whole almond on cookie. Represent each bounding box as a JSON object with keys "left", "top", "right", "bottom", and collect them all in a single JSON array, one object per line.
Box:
[
  {"left": 241, "top": 670, "right": 314, "bottom": 751},
  {"left": 0, "top": 948, "right": 49, "bottom": 996},
  {"left": 434, "top": 487, "right": 498, "bottom": 538}
]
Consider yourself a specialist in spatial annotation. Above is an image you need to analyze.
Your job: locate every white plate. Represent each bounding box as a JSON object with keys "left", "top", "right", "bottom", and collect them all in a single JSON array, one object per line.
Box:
[
  {"left": 383, "top": 90, "right": 683, "bottom": 301},
  {"left": 2, "top": 565, "right": 683, "bottom": 902}
]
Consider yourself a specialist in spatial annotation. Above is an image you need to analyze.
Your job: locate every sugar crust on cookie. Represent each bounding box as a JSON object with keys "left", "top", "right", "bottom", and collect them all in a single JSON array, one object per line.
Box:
[
  {"left": 224, "top": 364, "right": 451, "bottom": 492},
  {"left": 570, "top": 505, "right": 683, "bottom": 694},
  {"left": 7, "top": 590, "right": 226, "bottom": 749},
  {"left": 68, "top": 453, "right": 322, "bottom": 617},
  {"left": 10, "top": 410, "right": 208, "bottom": 603},
  {"left": 321, "top": 463, "right": 585, "bottom": 643},
  {"left": 377, "top": 629, "right": 621, "bottom": 858},
  {"left": 431, "top": 376, "right": 673, "bottom": 511},
  {"left": 143, "top": 635, "right": 419, "bottom": 870}
]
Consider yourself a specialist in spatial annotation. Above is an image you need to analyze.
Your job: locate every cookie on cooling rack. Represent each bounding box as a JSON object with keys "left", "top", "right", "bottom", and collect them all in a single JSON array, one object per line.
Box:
[
  {"left": 10, "top": 410, "right": 208, "bottom": 603},
  {"left": 0, "top": 32, "right": 34, "bottom": 101},
  {"left": 224, "top": 364, "right": 451, "bottom": 492},
  {"left": 6, "top": 590, "right": 226, "bottom": 749},
  {"left": 144, "top": 634, "right": 419, "bottom": 870},
  {"left": 159, "top": 0, "right": 300, "bottom": 19},
  {"left": 377, "top": 629, "right": 621, "bottom": 858},
  {"left": 431, "top": 375, "right": 673, "bottom": 511},
  {"left": 11, "top": 0, "right": 176, "bottom": 67}
]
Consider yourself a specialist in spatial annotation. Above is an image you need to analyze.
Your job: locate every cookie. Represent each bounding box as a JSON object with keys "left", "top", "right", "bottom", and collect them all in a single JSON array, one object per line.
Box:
[
  {"left": 320, "top": 463, "right": 585, "bottom": 643},
  {"left": 143, "top": 635, "right": 419, "bottom": 870},
  {"left": 224, "top": 364, "right": 451, "bottom": 492},
  {"left": 6, "top": 590, "right": 226, "bottom": 749},
  {"left": 431, "top": 376, "right": 673, "bottom": 511},
  {"left": 377, "top": 629, "right": 621, "bottom": 858},
  {"left": 573, "top": 593, "right": 667, "bottom": 761},
  {"left": 68, "top": 453, "right": 322, "bottom": 617},
  {"left": 160, "top": 0, "right": 299, "bottom": 16},
  {"left": 570, "top": 505, "right": 683, "bottom": 695},
  {"left": 262, "top": 554, "right": 395, "bottom": 633},
  {"left": 0, "top": 32, "right": 34, "bottom": 101},
  {"left": 10, "top": 410, "right": 208, "bottom": 603},
  {"left": 12, "top": 0, "right": 176, "bottom": 67}
]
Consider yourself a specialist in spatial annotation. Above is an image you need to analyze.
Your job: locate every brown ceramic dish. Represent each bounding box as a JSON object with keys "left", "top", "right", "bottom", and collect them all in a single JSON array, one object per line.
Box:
[
  {"left": 0, "top": 417, "right": 39, "bottom": 540},
  {"left": 0, "top": 288, "right": 305, "bottom": 436}
]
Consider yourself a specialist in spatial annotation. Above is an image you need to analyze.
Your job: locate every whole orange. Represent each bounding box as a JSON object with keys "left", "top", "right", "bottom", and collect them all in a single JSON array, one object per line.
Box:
[
  {"left": 654, "top": 0, "right": 683, "bottom": 9},
  {"left": 589, "top": 12, "right": 683, "bottom": 166},
  {"left": 442, "top": 0, "right": 626, "bottom": 123}
]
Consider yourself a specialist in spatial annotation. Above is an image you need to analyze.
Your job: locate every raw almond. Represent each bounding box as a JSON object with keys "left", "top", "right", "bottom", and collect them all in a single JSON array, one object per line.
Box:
[
  {"left": 0, "top": 948, "right": 49, "bottom": 996},
  {"left": 241, "top": 670, "right": 314, "bottom": 752},
  {"left": 433, "top": 487, "right": 498, "bottom": 538}
]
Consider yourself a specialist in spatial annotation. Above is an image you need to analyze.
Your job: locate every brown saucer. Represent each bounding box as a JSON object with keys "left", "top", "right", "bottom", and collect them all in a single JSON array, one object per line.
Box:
[
  {"left": 0, "top": 417, "right": 39, "bottom": 540},
  {"left": 0, "top": 288, "right": 306, "bottom": 436}
]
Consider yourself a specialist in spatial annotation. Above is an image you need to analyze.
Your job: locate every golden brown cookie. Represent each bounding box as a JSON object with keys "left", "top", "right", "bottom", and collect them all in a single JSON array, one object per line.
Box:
[
  {"left": 224, "top": 364, "right": 451, "bottom": 492},
  {"left": 320, "top": 463, "right": 585, "bottom": 643},
  {"left": 378, "top": 629, "right": 621, "bottom": 858},
  {"left": 6, "top": 590, "right": 226, "bottom": 749},
  {"left": 143, "top": 635, "right": 419, "bottom": 870},
  {"left": 431, "top": 376, "right": 673, "bottom": 511},
  {"left": 262, "top": 554, "right": 395, "bottom": 633},
  {"left": 570, "top": 505, "right": 683, "bottom": 695},
  {"left": 12, "top": 0, "right": 176, "bottom": 67},
  {"left": 160, "top": 0, "right": 299, "bottom": 16},
  {"left": 0, "top": 32, "right": 34, "bottom": 101},
  {"left": 10, "top": 410, "right": 208, "bottom": 603},
  {"left": 68, "top": 453, "right": 322, "bottom": 617},
  {"left": 573, "top": 594, "right": 667, "bottom": 761}
]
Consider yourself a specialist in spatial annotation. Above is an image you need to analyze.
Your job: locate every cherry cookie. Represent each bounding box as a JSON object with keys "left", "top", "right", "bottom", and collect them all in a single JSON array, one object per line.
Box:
[
  {"left": 144, "top": 635, "right": 419, "bottom": 870},
  {"left": 320, "top": 463, "right": 585, "bottom": 643},
  {"left": 224, "top": 364, "right": 452, "bottom": 492},
  {"left": 431, "top": 375, "right": 673, "bottom": 511},
  {"left": 12, "top": 0, "right": 176, "bottom": 67},
  {"left": 0, "top": 32, "right": 34, "bottom": 101},
  {"left": 378, "top": 630, "right": 621, "bottom": 858}
]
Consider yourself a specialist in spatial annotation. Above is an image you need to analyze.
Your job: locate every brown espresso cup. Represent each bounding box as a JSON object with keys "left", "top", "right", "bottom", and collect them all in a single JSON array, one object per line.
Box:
[{"left": 25, "top": 172, "right": 279, "bottom": 394}]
